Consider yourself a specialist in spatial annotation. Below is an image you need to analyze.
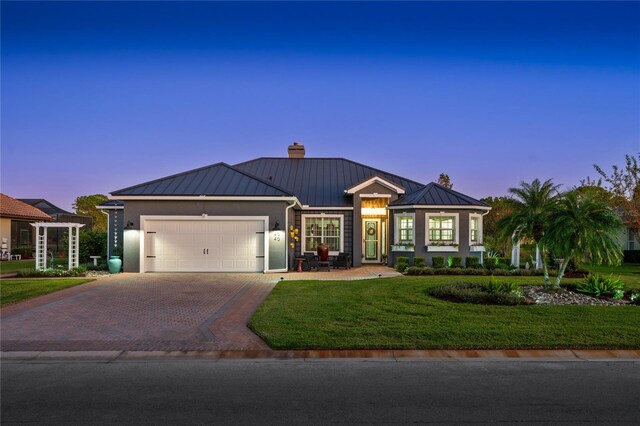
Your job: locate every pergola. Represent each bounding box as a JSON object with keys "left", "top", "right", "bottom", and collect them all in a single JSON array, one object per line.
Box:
[{"left": 30, "top": 222, "right": 84, "bottom": 270}]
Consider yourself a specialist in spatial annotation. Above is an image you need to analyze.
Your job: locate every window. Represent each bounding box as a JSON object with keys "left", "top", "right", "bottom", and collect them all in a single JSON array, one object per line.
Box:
[
  {"left": 395, "top": 214, "right": 414, "bottom": 243},
  {"left": 302, "top": 215, "right": 343, "bottom": 253},
  {"left": 425, "top": 213, "right": 459, "bottom": 246},
  {"left": 470, "top": 217, "right": 479, "bottom": 242},
  {"left": 429, "top": 217, "right": 455, "bottom": 241}
]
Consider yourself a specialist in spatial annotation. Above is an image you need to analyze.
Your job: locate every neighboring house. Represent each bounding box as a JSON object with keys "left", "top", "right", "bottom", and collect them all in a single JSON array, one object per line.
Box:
[
  {"left": 0, "top": 193, "right": 52, "bottom": 255},
  {"left": 107, "top": 143, "right": 490, "bottom": 273},
  {"left": 618, "top": 226, "right": 639, "bottom": 251},
  {"left": 18, "top": 199, "right": 93, "bottom": 253}
]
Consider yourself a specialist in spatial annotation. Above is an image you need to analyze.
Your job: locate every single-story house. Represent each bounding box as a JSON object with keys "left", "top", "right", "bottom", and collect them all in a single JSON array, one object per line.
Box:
[
  {"left": 106, "top": 143, "right": 490, "bottom": 273},
  {"left": 18, "top": 199, "right": 93, "bottom": 253},
  {"left": 0, "top": 193, "right": 52, "bottom": 255}
]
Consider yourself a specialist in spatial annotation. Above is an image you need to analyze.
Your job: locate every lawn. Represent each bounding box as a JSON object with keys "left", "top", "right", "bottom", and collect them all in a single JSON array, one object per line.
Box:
[
  {"left": 249, "top": 270, "right": 640, "bottom": 350},
  {"left": 0, "top": 278, "right": 95, "bottom": 306},
  {"left": 0, "top": 259, "right": 70, "bottom": 274}
]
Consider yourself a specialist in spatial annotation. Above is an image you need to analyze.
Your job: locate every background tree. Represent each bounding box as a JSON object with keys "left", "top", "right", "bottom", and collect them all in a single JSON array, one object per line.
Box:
[
  {"left": 437, "top": 173, "right": 453, "bottom": 189},
  {"left": 73, "top": 194, "right": 109, "bottom": 232},
  {"left": 593, "top": 152, "right": 640, "bottom": 239},
  {"left": 543, "top": 191, "right": 622, "bottom": 288},
  {"left": 497, "top": 178, "right": 560, "bottom": 286},
  {"left": 480, "top": 196, "right": 513, "bottom": 256}
]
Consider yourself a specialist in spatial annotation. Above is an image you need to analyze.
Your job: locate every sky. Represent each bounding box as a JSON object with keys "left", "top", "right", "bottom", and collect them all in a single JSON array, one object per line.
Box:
[{"left": 2, "top": 1, "right": 639, "bottom": 211}]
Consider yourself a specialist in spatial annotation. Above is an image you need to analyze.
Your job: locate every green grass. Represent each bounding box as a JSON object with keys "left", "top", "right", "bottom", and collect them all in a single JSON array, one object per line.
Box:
[
  {"left": 249, "top": 274, "right": 640, "bottom": 350},
  {"left": 586, "top": 263, "right": 640, "bottom": 289},
  {"left": 0, "top": 278, "right": 95, "bottom": 306},
  {"left": 0, "top": 259, "right": 71, "bottom": 274}
]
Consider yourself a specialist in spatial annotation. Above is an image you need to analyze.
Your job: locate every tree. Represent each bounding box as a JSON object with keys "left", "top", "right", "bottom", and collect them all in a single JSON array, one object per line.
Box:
[
  {"left": 543, "top": 191, "right": 623, "bottom": 288},
  {"left": 437, "top": 173, "right": 453, "bottom": 189},
  {"left": 497, "top": 178, "right": 560, "bottom": 286},
  {"left": 480, "top": 196, "right": 513, "bottom": 256},
  {"left": 594, "top": 153, "right": 640, "bottom": 239},
  {"left": 73, "top": 194, "right": 109, "bottom": 231}
]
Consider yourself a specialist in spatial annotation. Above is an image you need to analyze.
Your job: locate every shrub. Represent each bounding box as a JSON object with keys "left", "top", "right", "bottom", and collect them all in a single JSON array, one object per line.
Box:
[
  {"left": 483, "top": 275, "right": 522, "bottom": 297},
  {"left": 629, "top": 290, "right": 640, "bottom": 305},
  {"left": 428, "top": 282, "right": 529, "bottom": 306},
  {"left": 65, "top": 231, "right": 108, "bottom": 263},
  {"left": 396, "top": 256, "right": 409, "bottom": 272},
  {"left": 18, "top": 266, "right": 87, "bottom": 278},
  {"left": 577, "top": 273, "right": 624, "bottom": 297},
  {"left": 497, "top": 257, "right": 512, "bottom": 268},
  {"left": 432, "top": 256, "right": 445, "bottom": 268},
  {"left": 406, "top": 266, "right": 434, "bottom": 275},
  {"left": 623, "top": 250, "right": 640, "bottom": 263},
  {"left": 413, "top": 257, "right": 425, "bottom": 267},
  {"left": 11, "top": 246, "right": 32, "bottom": 258},
  {"left": 404, "top": 267, "right": 552, "bottom": 277},
  {"left": 484, "top": 258, "right": 497, "bottom": 270},
  {"left": 448, "top": 256, "right": 462, "bottom": 268},
  {"left": 465, "top": 256, "right": 480, "bottom": 268}
]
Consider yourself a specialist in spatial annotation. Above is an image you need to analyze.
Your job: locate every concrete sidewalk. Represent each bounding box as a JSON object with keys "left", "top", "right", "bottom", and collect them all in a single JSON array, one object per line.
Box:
[{"left": 2, "top": 349, "right": 639, "bottom": 362}]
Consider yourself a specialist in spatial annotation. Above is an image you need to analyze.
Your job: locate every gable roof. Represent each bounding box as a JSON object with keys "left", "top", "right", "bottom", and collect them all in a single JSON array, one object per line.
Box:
[
  {"left": 111, "top": 163, "right": 293, "bottom": 197},
  {"left": 234, "top": 158, "right": 424, "bottom": 206},
  {"left": 18, "top": 199, "right": 72, "bottom": 215},
  {"left": 344, "top": 175, "right": 406, "bottom": 195},
  {"left": 390, "top": 183, "right": 490, "bottom": 208},
  {"left": 0, "top": 194, "right": 52, "bottom": 221}
]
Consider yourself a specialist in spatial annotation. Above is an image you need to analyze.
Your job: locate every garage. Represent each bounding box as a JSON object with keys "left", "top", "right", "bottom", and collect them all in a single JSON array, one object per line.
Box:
[{"left": 143, "top": 218, "right": 265, "bottom": 272}]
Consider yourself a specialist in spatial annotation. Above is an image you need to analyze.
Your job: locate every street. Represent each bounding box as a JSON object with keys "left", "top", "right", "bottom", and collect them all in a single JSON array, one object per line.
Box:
[{"left": 2, "top": 359, "right": 639, "bottom": 424}]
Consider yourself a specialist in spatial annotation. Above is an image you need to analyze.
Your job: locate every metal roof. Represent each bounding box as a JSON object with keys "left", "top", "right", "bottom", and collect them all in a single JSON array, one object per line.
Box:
[
  {"left": 390, "top": 182, "right": 490, "bottom": 207},
  {"left": 111, "top": 163, "right": 293, "bottom": 197},
  {"left": 234, "top": 158, "right": 424, "bottom": 206},
  {"left": 98, "top": 200, "right": 124, "bottom": 207},
  {"left": 18, "top": 199, "right": 72, "bottom": 215}
]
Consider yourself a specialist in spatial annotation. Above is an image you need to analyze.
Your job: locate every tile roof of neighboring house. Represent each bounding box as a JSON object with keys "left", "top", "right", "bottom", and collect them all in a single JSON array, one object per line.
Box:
[
  {"left": 0, "top": 194, "right": 52, "bottom": 221},
  {"left": 111, "top": 163, "right": 293, "bottom": 197},
  {"left": 233, "top": 158, "right": 424, "bottom": 206},
  {"left": 390, "top": 182, "right": 490, "bottom": 207},
  {"left": 18, "top": 199, "right": 72, "bottom": 215}
]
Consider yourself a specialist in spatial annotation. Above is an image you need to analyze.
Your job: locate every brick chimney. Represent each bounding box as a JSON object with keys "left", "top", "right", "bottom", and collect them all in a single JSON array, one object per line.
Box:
[{"left": 287, "top": 142, "right": 305, "bottom": 158}]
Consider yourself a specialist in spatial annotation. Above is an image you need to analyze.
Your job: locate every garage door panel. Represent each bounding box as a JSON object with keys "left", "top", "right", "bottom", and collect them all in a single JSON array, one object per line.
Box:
[{"left": 145, "top": 219, "right": 265, "bottom": 272}]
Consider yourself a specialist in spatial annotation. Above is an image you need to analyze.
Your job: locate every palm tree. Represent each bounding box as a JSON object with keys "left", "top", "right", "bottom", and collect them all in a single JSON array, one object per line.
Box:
[
  {"left": 543, "top": 191, "right": 623, "bottom": 288},
  {"left": 497, "top": 178, "right": 561, "bottom": 286}
]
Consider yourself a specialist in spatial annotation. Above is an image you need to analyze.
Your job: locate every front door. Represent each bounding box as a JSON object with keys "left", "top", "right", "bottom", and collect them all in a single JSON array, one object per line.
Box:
[{"left": 363, "top": 219, "right": 380, "bottom": 263}]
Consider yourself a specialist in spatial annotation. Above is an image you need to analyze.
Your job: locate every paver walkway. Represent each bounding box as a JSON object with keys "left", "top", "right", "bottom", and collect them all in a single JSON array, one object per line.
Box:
[{"left": 1, "top": 266, "right": 400, "bottom": 352}]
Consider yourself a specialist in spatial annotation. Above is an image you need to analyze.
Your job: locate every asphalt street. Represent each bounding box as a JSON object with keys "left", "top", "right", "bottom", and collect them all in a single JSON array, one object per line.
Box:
[{"left": 2, "top": 359, "right": 639, "bottom": 425}]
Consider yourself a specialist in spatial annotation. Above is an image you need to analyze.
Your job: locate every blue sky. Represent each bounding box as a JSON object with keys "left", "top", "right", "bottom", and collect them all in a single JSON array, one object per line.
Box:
[{"left": 2, "top": 1, "right": 639, "bottom": 210}]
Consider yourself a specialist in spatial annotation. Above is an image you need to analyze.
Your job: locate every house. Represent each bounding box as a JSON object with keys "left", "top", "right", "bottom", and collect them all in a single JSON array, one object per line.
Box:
[
  {"left": 18, "top": 199, "right": 93, "bottom": 253},
  {"left": 106, "top": 143, "right": 490, "bottom": 273},
  {"left": 0, "top": 193, "right": 52, "bottom": 255}
]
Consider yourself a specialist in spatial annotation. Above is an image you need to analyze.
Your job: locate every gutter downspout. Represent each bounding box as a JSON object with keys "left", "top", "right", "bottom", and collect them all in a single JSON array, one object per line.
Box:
[
  {"left": 480, "top": 210, "right": 491, "bottom": 265},
  {"left": 100, "top": 209, "right": 110, "bottom": 258},
  {"left": 284, "top": 199, "right": 302, "bottom": 272}
]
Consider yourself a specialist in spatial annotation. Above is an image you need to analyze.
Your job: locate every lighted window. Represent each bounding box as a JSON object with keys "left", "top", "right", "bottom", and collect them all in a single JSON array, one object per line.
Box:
[
  {"left": 303, "top": 216, "right": 343, "bottom": 252},
  {"left": 428, "top": 217, "right": 455, "bottom": 241},
  {"left": 399, "top": 216, "right": 413, "bottom": 242},
  {"left": 470, "top": 217, "right": 479, "bottom": 242}
]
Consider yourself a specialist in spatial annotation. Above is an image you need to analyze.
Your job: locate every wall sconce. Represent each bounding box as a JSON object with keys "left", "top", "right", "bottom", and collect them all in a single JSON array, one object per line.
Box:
[
  {"left": 272, "top": 221, "right": 280, "bottom": 231},
  {"left": 124, "top": 221, "right": 135, "bottom": 230}
]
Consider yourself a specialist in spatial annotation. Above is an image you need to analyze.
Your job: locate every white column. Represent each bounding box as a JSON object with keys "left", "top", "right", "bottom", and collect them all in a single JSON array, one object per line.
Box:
[
  {"left": 68, "top": 226, "right": 73, "bottom": 270},
  {"left": 73, "top": 226, "right": 80, "bottom": 268},
  {"left": 511, "top": 239, "right": 520, "bottom": 268},
  {"left": 34, "top": 225, "right": 41, "bottom": 270},
  {"left": 535, "top": 245, "right": 542, "bottom": 270}
]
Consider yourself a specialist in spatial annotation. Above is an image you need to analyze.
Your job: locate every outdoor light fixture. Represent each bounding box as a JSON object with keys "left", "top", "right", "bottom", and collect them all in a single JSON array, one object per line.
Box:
[
  {"left": 124, "top": 221, "right": 135, "bottom": 230},
  {"left": 273, "top": 221, "right": 280, "bottom": 231}
]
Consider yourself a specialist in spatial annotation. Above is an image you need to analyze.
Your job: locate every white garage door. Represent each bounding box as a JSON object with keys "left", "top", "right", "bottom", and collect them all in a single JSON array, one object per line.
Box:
[{"left": 144, "top": 219, "right": 265, "bottom": 272}]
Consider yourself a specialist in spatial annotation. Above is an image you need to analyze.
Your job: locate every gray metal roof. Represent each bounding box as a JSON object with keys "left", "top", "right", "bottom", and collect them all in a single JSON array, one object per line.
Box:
[
  {"left": 18, "top": 199, "right": 72, "bottom": 215},
  {"left": 234, "top": 158, "right": 424, "bottom": 206},
  {"left": 98, "top": 200, "right": 124, "bottom": 207},
  {"left": 111, "top": 163, "right": 293, "bottom": 197},
  {"left": 390, "top": 183, "right": 490, "bottom": 207}
]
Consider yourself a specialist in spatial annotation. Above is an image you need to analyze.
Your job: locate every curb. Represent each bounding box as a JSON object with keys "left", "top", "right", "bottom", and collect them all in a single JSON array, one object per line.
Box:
[{"left": 2, "top": 349, "right": 639, "bottom": 362}]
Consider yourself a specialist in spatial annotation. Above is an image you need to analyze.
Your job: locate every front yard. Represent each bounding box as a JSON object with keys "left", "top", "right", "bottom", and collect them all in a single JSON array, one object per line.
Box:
[
  {"left": 1, "top": 278, "right": 95, "bottom": 306},
  {"left": 249, "top": 271, "right": 640, "bottom": 350}
]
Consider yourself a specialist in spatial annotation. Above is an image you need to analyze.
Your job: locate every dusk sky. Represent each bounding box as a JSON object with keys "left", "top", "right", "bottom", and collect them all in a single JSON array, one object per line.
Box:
[{"left": 2, "top": 1, "right": 639, "bottom": 211}]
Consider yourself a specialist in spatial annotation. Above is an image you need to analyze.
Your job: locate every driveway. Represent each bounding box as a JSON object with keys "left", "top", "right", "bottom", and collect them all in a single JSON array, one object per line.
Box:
[{"left": 1, "top": 273, "right": 279, "bottom": 351}]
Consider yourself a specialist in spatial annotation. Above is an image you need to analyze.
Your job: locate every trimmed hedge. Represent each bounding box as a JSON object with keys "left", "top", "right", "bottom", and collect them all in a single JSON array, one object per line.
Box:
[
  {"left": 405, "top": 266, "right": 554, "bottom": 276},
  {"left": 448, "top": 256, "right": 463, "bottom": 268},
  {"left": 427, "top": 282, "right": 530, "bottom": 305},
  {"left": 432, "top": 256, "right": 445, "bottom": 268},
  {"left": 413, "top": 257, "right": 425, "bottom": 267},
  {"left": 465, "top": 256, "right": 480, "bottom": 268}
]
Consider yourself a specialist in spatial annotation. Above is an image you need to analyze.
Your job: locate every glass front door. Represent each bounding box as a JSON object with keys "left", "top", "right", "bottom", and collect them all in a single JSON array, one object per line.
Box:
[{"left": 364, "top": 219, "right": 379, "bottom": 262}]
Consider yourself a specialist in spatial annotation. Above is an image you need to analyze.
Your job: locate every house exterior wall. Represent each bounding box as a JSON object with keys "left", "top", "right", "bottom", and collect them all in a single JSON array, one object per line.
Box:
[
  {"left": 294, "top": 209, "right": 353, "bottom": 269},
  {"left": 103, "top": 209, "right": 124, "bottom": 258},
  {"left": 618, "top": 226, "right": 639, "bottom": 251},
  {"left": 1, "top": 218, "right": 11, "bottom": 253},
  {"left": 389, "top": 208, "right": 487, "bottom": 267},
  {"left": 122, "top": 200, "right": 291, "bottom": 272}
]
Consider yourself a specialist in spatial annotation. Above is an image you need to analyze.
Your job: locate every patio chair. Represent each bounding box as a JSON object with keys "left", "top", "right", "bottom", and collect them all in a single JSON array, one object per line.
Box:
[
  {"left": 333, "top": 252, "right": 352, "bottom": 269},
  {"left": 303, "top": 252, "right": 319, "bottom": 271}
]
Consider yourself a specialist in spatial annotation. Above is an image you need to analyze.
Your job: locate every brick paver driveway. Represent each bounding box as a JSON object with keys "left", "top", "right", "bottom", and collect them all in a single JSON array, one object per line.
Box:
[{"left": 1, "top": 273, "right": 278, "bottom": 351}]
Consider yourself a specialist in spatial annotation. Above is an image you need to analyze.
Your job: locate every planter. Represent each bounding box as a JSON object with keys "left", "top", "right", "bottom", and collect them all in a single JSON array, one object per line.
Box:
[
  {"left": 391, "top": 244, "right": 414, "bottom": 252},
  {"left": 108, "top": 256, "right": 122, "bottom": 274},
  {"left": 317, "top": 245, "right": 329, "bottom": 261},
  {"left": 426, "top": 245, "right": 458, "bottom": 252},
  {"left": 469, "top": 245, "right": 486, "bottom": 252}
]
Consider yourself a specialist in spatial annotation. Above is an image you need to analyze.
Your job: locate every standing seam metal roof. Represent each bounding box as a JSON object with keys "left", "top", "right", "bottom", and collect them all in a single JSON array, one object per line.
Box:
[{"left": 390, "top": 182, "right": 490, "bottom": 207}]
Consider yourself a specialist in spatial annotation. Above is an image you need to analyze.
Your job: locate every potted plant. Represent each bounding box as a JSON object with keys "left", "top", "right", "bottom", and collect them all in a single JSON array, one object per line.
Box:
[
  {"left": 108, "top": 246, "right": 123, "bottom": 274},
  {"left": 317, "top": 243, "right": 329, "bottom": 261}
]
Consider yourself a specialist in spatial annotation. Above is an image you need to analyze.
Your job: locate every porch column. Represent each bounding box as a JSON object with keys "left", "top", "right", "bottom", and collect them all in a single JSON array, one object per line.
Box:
[{"left": 511, "top": 239, "right": 520, "bottom": 268}]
